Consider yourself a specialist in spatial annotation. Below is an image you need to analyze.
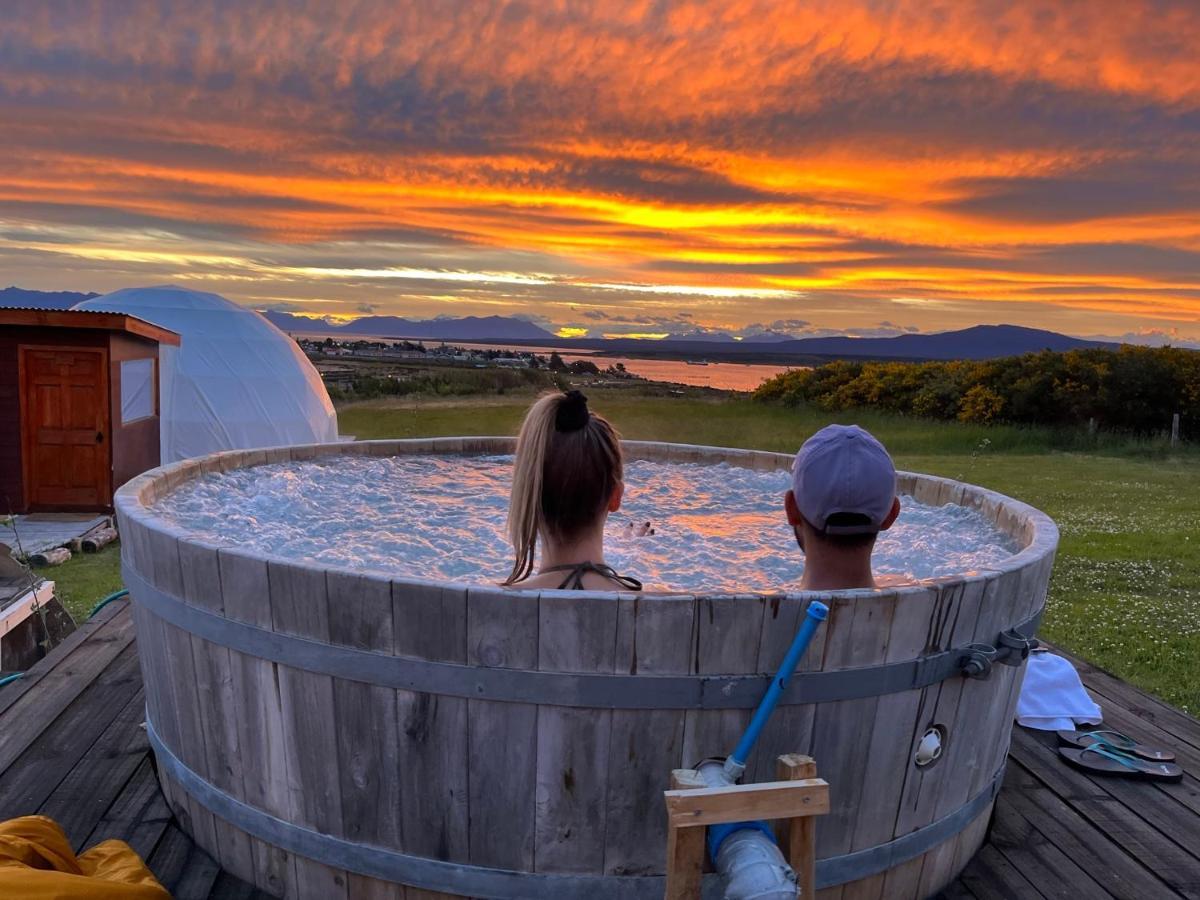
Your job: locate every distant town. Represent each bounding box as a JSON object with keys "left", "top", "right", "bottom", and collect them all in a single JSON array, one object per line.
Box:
[{"left": 296, "top": 336, "right": 642, "bottom": 395}]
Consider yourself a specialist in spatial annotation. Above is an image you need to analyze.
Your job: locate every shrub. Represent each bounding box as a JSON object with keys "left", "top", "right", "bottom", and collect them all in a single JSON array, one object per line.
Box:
[{"left": 755, "top": 346, "right": 1198, "bottom": 437}]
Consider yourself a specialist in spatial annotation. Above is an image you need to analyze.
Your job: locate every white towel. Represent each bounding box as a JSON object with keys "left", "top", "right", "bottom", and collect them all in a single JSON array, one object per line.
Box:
[{"left": 1016, "top": 652, "right": 1103, "bottom": 731}]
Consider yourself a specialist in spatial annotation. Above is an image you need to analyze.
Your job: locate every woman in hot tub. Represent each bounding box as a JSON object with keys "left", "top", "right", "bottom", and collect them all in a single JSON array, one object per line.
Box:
[{"left": 504, "top": 390, "right": 643, "bottom": 591}]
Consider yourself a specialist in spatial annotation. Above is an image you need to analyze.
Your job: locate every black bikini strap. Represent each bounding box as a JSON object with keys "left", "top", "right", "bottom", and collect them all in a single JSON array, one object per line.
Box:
[{"left": 540, "top": 561, "right": 643, "bottom": 591}]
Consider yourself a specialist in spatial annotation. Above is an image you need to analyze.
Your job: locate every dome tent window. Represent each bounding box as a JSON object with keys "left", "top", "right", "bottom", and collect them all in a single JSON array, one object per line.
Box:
[
  {"left": 74, "top": 286, "right": 338, "bottom": 461},
  {"left": 120, "top": 357, "right": 156, "bottom": 424}
]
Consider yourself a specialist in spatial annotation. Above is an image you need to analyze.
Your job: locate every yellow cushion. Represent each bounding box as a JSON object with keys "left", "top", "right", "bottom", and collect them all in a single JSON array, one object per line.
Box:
[{"left": 0, "top": 815, "right": 170, "bottom": 899}]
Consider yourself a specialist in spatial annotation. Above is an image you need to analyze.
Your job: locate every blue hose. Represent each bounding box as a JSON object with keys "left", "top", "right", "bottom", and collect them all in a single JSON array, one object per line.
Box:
[
  {"left": 88, "top": 589, "right": 129, "bottom": 619},
  {"left": 730, "top": 600, "right": 829, "bottom": 770},
  {"left": 0, "top": 672, "right": 23, "bottom": 689},
  {"left": 708, "top": 599, "right": 829, "bottom": 860}
]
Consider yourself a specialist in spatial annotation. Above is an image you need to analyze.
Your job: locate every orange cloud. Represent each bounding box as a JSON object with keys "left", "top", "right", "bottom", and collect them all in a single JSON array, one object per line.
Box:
[{"left": 0, "top": 1, "right": 1197, "bottom": 338}]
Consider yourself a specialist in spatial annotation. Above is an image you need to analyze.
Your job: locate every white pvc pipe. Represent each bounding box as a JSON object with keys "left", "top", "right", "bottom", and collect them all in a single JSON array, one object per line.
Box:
[
  {"left": 696, "top": 761, "right": 799, "bottom": 900},
  {"left": 715, "top": 830, "right": 800, "bottom": 900}
]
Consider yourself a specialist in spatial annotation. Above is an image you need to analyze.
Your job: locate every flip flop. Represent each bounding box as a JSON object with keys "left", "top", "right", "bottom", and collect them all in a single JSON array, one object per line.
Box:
[
  {"left": 1057, "top": 729, "right": 1176, "bottom": 762},
  {"left": 1059, "top": 742, "right": 1183, "bottom": 782}
]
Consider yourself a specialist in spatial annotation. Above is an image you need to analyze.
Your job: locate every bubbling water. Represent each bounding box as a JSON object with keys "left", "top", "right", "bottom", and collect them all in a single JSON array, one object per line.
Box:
[{"left": 151, "top": 455, "right": 1018, "bottom": 591}]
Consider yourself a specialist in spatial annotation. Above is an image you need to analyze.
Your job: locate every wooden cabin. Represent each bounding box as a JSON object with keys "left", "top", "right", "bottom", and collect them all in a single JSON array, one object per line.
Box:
[{"left": 0, "top": 308, "right": 179, "bottom": 514}]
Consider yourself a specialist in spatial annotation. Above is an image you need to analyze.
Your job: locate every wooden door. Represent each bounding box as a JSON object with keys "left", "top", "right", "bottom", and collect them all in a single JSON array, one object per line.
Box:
[{"left": 19, "top": 346, "right": 111, "bottom": 510}]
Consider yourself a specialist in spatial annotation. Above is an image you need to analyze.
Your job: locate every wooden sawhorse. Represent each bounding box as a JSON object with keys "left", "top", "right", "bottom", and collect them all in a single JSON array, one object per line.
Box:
[{"left": 663, "top": 754, "right": 829, "bottom": 899}]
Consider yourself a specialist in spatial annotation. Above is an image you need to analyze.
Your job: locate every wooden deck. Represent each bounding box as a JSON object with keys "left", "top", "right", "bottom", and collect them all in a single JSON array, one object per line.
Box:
[
  {"left": 1, "top": 598, "right": 1198, "bottom": 899},
  {"left": 2, "top": 513, "right": 112, "bottom": 557}
]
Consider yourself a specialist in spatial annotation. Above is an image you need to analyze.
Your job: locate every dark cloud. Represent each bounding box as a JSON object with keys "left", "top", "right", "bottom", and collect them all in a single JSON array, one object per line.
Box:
[
  {"left": 642, "top": 259, "right": 820, "bottom": 275},
  {"left": 542, "top": 157, "right": 795, "bottom": 206},
  {"left": 0, "top": 199, "right": 259, "bottom": 241},
  {"left": 940, "top": 160, "right": 1200, "bottom": 223},
  {"left": 1017, "top": 243, "right": 1200, "bottom": 277}
]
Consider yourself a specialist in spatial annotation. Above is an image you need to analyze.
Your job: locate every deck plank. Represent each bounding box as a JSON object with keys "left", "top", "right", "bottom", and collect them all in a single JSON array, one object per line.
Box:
[
  {"left": 1009, "top": 727, "right": 1200, "bottom": 898},
  {"left": 1059, "top": 646, "right": 1200, "bottom": 755},
  {"left": 0, "top": 642, "right": 142, "bottom": 816},
  {"left": 987, "top": 794, "right": 1116, "bottom": 900},
  {"left": 37, "top": 685, "right": 149, "bottom": 849},
  {"left": 996, "top": 762, "right": 1181, "bottom": 899},
  {"left": 148, "top": 821, "right": 222, "bottom": 900},
  {"left": 83, "top": 757, "right": 174, "bottom": 862},
  {"left": 956, "top": 844, "right": 1049, "bottom": 900}
]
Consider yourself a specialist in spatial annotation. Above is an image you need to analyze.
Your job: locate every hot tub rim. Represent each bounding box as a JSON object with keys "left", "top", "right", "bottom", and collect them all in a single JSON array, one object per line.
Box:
[{"left": 113, "top": 436, "right": 1058, "bottom": 601}]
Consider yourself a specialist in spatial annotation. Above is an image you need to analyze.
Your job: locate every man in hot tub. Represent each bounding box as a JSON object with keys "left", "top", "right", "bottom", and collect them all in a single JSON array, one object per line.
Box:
[
  {"left": 784, "top": 424, "right": 902, "bottom": 590},
  {"left": 705, "top": 425, "right": 905, "bottom": 891}
]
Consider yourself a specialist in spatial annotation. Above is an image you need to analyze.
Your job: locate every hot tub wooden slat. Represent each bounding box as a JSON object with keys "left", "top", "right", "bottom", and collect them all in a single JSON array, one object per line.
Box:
[
  {"left": 178, "top": 539, "right": 256, "bottom": 881},
  {"left": 919, "top": 566, "right": 1028, "bottom": 897},
  {"left": 933, "top": 553, "right": 1052, "bottom": 895},
  {"left": 393, "top": 582, "right": 470, "bottom": 864},
  {"left": 881, "top": 579, "right": 987, "bottom": 900},
  {"left": 266, "top": 560, "right": 351, "bottom": 900},
  {"left": 216, "top": 549, "right": 295, "bottom": 895},
  {"left": 143, "top": 526, "right": 224, "bottom": 876},
  {"left": 810, "top": 591, "right": 897, "bottom": 870},
  {"left": 466, "top": 587, "right": 538, "bottom": 871},
  {"left": 680, "top": 596, "right": 766, "bottom": 774},
  {"left": 895, "top": 579, "right": 989, "bottom": 898},
  {"left": 873, "top": 578, "right": 984, "bottom": 900},
  {"left": 603, "top": 593, "right": 695, "bottom": 876},
  {"left": 328, "top": 571, "right": 402, "bottom": 851},
  {"left": 535, "top": 591, "right": 620, "bottom": 873},
  {"left": 269, "top": 561, "right": 346, "bottom": 817},
  {"left": 840, "top": 584, "right": 950, "bottom": 900}
]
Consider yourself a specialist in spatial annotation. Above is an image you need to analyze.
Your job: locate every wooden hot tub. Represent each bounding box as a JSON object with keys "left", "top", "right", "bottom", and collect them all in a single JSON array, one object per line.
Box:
[{"left": 114, "top": 438, "right": 1058, "bottom": 899}]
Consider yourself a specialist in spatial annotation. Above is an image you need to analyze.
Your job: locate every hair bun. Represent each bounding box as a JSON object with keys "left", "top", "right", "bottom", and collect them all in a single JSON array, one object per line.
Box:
[{"left": 555, "top": 390, "right": 591, "bottom": 432}]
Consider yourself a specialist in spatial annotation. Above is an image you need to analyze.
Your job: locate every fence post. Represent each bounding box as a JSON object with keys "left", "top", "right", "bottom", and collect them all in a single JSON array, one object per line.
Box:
[{"left": 1171, "top": 413, "right": 1180, "bottom": 448}]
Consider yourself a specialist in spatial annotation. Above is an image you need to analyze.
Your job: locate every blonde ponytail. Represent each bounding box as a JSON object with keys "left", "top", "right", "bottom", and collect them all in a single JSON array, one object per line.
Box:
[
  {"left": 506, "top": 392, "right": 560, "bottom": 584},
  {"left": 505, "top": 390, "right": 622, "bottom": 585}
]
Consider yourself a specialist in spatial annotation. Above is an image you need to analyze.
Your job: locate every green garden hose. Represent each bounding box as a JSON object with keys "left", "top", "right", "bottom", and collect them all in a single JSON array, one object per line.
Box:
[{"left": 88, "top": 588, "right": 129, "bottom": 619}]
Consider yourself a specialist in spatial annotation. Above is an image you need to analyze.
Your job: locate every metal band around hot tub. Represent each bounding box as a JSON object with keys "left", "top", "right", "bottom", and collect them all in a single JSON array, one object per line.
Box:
[
  {"left": 124, "top": 564, "right": 1042, "bottom": 708},
  {"left": 148, "top": 716, "right": 1005, "bottom": 896}
]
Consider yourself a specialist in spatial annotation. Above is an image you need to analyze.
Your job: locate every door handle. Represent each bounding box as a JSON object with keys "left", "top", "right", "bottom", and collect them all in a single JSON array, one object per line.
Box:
[{"left": 96, "top": 431, "right": 104, "bottom": 444}]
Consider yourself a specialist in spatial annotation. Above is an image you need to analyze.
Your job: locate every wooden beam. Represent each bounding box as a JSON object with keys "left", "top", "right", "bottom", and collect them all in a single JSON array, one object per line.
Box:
[
  {"left": 665, "top": 778, "right": 830, "bottom": 827},
  {"left": 665, "top": 769, "right": 708, "bottom": 900},
  {"left": 777, "top": 754, "right": 818, "bottom": 894}
]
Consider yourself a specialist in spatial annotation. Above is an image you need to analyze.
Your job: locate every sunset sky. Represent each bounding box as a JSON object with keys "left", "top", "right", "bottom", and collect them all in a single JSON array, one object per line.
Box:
[{"left": 1, "top": 1, "right": 1198, "bottom": 340}]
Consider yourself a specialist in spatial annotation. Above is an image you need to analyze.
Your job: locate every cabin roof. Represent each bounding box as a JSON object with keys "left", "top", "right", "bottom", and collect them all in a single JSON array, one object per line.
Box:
[{"left": 0, "top": 307, "right": 181, "bottom": 346}]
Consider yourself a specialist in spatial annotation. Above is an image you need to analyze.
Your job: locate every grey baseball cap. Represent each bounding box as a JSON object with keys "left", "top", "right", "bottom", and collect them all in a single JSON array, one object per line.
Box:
[{"left": 792, "top": 424, "right": 897, "bottom": 535}]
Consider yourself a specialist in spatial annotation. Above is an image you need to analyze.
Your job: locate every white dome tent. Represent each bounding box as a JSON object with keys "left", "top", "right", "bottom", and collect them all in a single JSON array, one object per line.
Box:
[{"left": 75, "top": 285, "right": 338, "bottom": 462}]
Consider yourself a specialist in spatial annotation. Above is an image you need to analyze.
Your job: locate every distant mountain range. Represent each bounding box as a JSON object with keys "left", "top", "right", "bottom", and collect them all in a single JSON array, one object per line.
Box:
[
  {"left": 262, "top": 309, "right": 556, "bottom": 341},
  {"left": 0, "top": 286, "right": 99, "bottom": 309},
  {"left": 0, "top": 286, "right": 1132, "bottom": 361},
  {"left": 266, "top": 312, "right": 1114, "bottom": 360},
  {"left": 772, "top": 324, "right": 1116, "bottom": 360},
  {"left": 509, "top": 324, "right": 1116, "bottom": 361}
]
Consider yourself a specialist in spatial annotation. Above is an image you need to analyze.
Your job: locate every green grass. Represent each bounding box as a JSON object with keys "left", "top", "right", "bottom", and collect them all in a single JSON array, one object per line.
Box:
[
  {"left": 47, "top": 392, "right": 1200, "bottom": 713},
  {"left": 45, "top": 543, "right": 123, "bottom": 623},
  {"left": 338, "top": 390, "right": 1188, "bottom": 457}
]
